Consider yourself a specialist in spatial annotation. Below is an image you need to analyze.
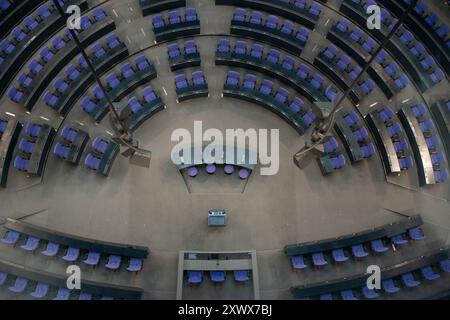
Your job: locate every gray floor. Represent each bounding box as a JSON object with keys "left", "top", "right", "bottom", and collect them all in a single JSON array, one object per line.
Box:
[{"left": 0, "top": 0, "right": 449, "bottom": 300}]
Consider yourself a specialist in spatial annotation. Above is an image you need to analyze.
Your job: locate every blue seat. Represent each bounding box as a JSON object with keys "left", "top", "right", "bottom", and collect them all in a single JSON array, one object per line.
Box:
[
  {"left": 420, "top": 55, "right": 436, "bottom": 70},
  {"left": 310, "top": 74, "right": 324, "bottom": 90},
  {"left": 386, "top": 122, "right": 402, "bottom": 138},
  {"left": 362, "top": 286, "right": 379, "bottom": 299},
  {"left": 24, "top": 16, "right": 39, "bottom": 30},
  {"left": 152, "top": 15, "right": 165, "bottom": 29},
  {"left": 142, "top": 86, "right": 157, "bottom": 103},
  {"left": 0, "top": 119, "right": 7, "bottom": 135},
  {"left": 106, "top": 73, "right": 120, "bottom": 89},
  {"left": 348, "top": 65, "right": 362, "bottom": 80},
  {"left": 9, "top": 277, "right": 28, "bottom": 293},
  {"left": 84, "top": 251, "right": 101, "bottom": 266},
  {"left": 265, "top": 15, "right": 279, "bottom": 29},
  {"left": 79, "top": 16, "right": 92, "bottom": 30},
  {"left": 440, "top": 259, "right": 450, "bottom": 273},
  {"left": 309, "top": 1, "right": 322, "bottom": 16},
  {"left": 62, "top": 247, "right": 80, "bottom": 262},
  {"left": 399, "top": 156, "right": 414, "bottom": 170},
  {"left": 28, "top": 59, "right": 43, "bottom": 75},
  {"left": 12, "top": 26, "right": 26, "bottom": 42},
  {"left": 25, "top": 123, "right": 42, "bottom": 137},
  {"left": 382, "top": 279, "right": 400, "bottom": 293},
  {"left": 435, "top": 23, "right": 449, "bottom": 39},
  {"left": 332, "top": 248, "right": 348, "bottom": 262},
  {"left": 226, "top": 71, "right": 240, "bottom": 87},
  {"left": 259, "top": 80, "right": 273, "bottom": 96},
  {"left": 291, "top": 255, "right": 307, "bottom": 269},
  {"left": 401, "top": 272, "right": 421, "bottom": 288},
  {"left": 234, "top": 40, "right": 247, "bottom": 55},
  {"left": 359, "top": 79, "right": 374, "bottom": 95},
  {"left": 325, "top": 85, "right": 338, "bottom": 102},
  {"left": 360, "top": 144, "right": 375, "bottom": 158},
  {"left": 350, "top": 27, "right": 364, "bottom": 42},
  {"left": 1, "top": 231, "right": 20, "bottom": 245},
  {"left": 128, "top": 97, "right": 143, "bottom": 114},
  {"left": 135, "top": 55, "right": 150, "bottom": 70},
  {"left": 85, "top": 153, "right": 101, "bottom": 171},
  {"left": 312, "top": 252, "right": 327, "bottom": 266},
  {"left": 435, "top": 169, "right": 449, "bottom": 183},
  {"left": 320, "top": 293, "right": 332, "bottom": 300},
  {"left": 408, "top": 227, "right": 425, "bottom": 240},
  {"left": 353, "top": 127, "right": 368, "bottom": 141},
  {"left": 188, "top": 271, "right": 203, "bottom": 284},
  {"left": 105, "top": 255, "right": 122, "bottom": 270},
  {"left": 421, "top": 266, "right": 440, "bottom": 281},
  {"left": 184, "top": 40, "right": 197, "bottom": 55},
  {"left": 53, "top": 77, "right": 69, "bottom": 94},
  {"left": 93, "top": 7, "right": 107, "bottom": 21},
  {"left": 281, "top": 56, "right": 295, "bottom": 71},
  {"left": 120, "top": 63, "right": 135, "bottom": 79},
  {"left": 0, "top": 272, "right": 7, "bottom": 286},
  {"left": 323, "top": 45, "right": 338, "bottom": 60},
  {"left": 295, "top": 27, "right": 309, "bottom": 42},
  {"left": 323, "top": 137, "right": 338, "bottom": 154},
  {"left": 14, "top": 157, "right": 29, "bottom": 172},
  {"left": 81, "top": 97, "right": 96, "bottom": 113},
  {"left": 250, "top": 43, "right": 264, "bottom": 59},
  {"left": 127, "top": 258, "right": 143, "bottom": 272},
  {"left": 280, "top": 20, "right": 294, "bottom": 35},
  {"left": 92, "top": 137, "right": 109, "bottom": 154},
  {"left": 19, "top": 139, "right": 35, "bottom": 154},
  {"left": 192, "top": 71, "right": 206, "bottom": 86},
  {"left": 425, "top": 12, "right": 439, "bottom": 27},
  {"left": 210, "top": 271, "right": 226, "bottom": 283},
  {"left": 391, "top": 234, "right": 408, "bottom": 245},
  {"left": 340, "top": 289, "right": 358, "bottom": 300},
  {"left": 61, "top": 126, "right": 77, "bottom": 142},
  {"left": 53, "top": 288, "right": 71, "bottom": 300},
  {"left": 330, "top": 154, "right": 346, "bottom": 169},
  {"left": 410, "top": 42, "right": 425, "bottom": 58},
  {"left": 337, "top": 55, "right": 351, "bottom": 71},
  {"left": 21, "top": 236, "right": 40, "bottom": 251},
  {"left": 275, "top": 88, "right": 289, "bottom": 104},
  {"left": 79, "top": 292, "right": 92, "bottom": 300},
  {"left": 352, "top": 244, "right": 368, "bottom": 258},
  {"left": 336, "top": 17, "right": 350, "bottom": 33},
  {"left": 54, "top": 142, "right": 70, "bottom": 159},
  {"left": 41, "top": 242, "right": 60, "bottom": 257},
  {"left": 234, "top": 270, "right": 250, "bottom": 282},
  {"left": 175, "top": 74, "right": 188, "bottom": 89},
  {"left": 218, "top": 39, "right": 230, "bottom": 53},
  {"left": 344, "top": 111, "right": 359, "bottom": 127},
  {"left": 106, "top": 35, "right": 120, "bottom": 49},
  {"left": 296, "top": 64, "right": 310, "bottom": 79},
  {"left": 243, "top": 73, "right": 257, "bottom": 90},
  {"left": 249, "top": 11, "right": 262, "bottom": 25},
  {"left": 394, "top": 74, "right": 409, "bottom": 90},
  {"left": 266, "top": 49, "right": 280, "bottom": 64},
  {"left": 430, "top": 68, "right": 444, "bottom": 84},
  {"left": 362, "top": 38, "right": 376, "bottom": 53},
  {"left": 289, "top": 97, "right": 304, "bottom": 113},
  {"left": 0, "top": 39, "right": 15, "bottom": 55},
  {"left": 91, "top": 43, "right": 106, "bottom": 59},
  {"left": 168, "top": 10, "right": 181, "bottom": 24},
  {"left": 17, "top": 73, "right": 32, "bottom": 88},
  {"left": 65, "top": 64, "right": 80, "bottom": 81},
  {"left": 37, "top": 4, "right": 52, "bottom": 19},
  {"left": 167, "top": 43, "right": 181, "bottom": 58},
  {"left": 30, "top": 283, "right": 49, "bottom": 298},
  {"left": 233, "top": 8, "right": 246, "bottom": 22}
]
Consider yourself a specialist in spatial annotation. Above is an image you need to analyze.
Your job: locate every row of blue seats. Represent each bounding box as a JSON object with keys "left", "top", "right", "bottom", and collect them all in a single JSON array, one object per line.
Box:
[
  {"left": 187, "top": 270, "right": 250, "bottom": 284},
  {"left": 152, "top": 7, "right": 199, "bottom": 30},
  {"left": 250, "top": 0, "right": 322, "bottom": 18},
  {"left": 290, "top": 226, "right": 426, "bottom": 269},
  {"left": 408, "top": 103, "right": 449, "bottom": 183},
  {"left": 398, "top": 0, "right": 449, "bottom": 46},
  {"left": 6, "top": 11, "right": 112, "bottom": 104},
  {"left": 13, "top": 122, "right": 46, "bottom": 172},
  {"left": 43, "top": 36, "right": 122, "bottom": 111},
  {"left": 307, "top": 258, "right": 450, "bottom": 300},
  {"left": 218, "top": 38, "right": 339, "bottom": 102},
  {"left": 341, "top": 111, "right": 376, "bottom": 159},
  {"left": 167, "top": 39, "right": 201, "bottom": 71},
  {"left": 53, "top": 126, "right": 87, "bottom": 161},
  {"left": 84, "top": 137, "right": 113, "bottom": 172},
  {"left": 1, "top": 229, "right": 144, "bottom": 272},
  {"left": 376, "top": 106, "right": 414, "bottom": 170},
  {"left": 320, "top": 44, "right": 383, "bottom": 94},
  {"left": 395, "top": 26, "right": 445, "bottom": 84},
  {"left": 174, "top": 70, "right": 209, "bottom": 101},
  {"left": 232, "top": 8, "right": 311, "bottom": 46},
  {"left": 80, "top": 54, "right": 152, "bottom": 117},
  {"left": 225, "top": 70, "right": 316, "bottom": 127},
  {"left": 319, "top": 137, "right": 347, "bottom": 173}
]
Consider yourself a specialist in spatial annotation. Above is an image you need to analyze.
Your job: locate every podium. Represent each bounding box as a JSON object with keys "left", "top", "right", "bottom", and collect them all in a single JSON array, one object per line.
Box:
[{"left": 208, "top": 211, "right": 227, "bottom": 227}]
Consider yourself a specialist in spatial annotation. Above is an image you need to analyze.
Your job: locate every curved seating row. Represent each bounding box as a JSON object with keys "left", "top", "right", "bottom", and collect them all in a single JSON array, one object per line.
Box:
[
  {"left": 187, "top": 270, "right": 251, "bottom": 284},
  {"left": 7, "top": 14, "right": 117, "bottom": 111},
  {"left": 13, "top": 122, "right": 56, "bottom": 176},
  {"left": 314, "top": 46, "right": 377, "bottom": 104},
  {"left": 140, "top": 0, "right": 186, "bottom": 16},
  {"left": 184, "top": 164, "right": 252, "bottom": 180},
  {"left": 0, "top": 257, "right": 143, "bottom": 299},
  {"left": 0, "top": 0, "right": 85, "bottom": 39},
  {"left": 398, "top": 103, "right": 449, "bottom": 185},
  {"left": 223, "top": 70, "right": 317, "bottom": 135},
  {"left": 120, "top": 85, "right": 166, "bottom": 132},
  {"left": 175, "top": 70, "right": 209, "bottom": 102},
  {"left": 152, "top": 7, "right": 200, "bottom": 42},
  {"left": 339, "top": 0, "right": 445, "bottom": 92},
  {"left": 365, "top": 106, "right": 414, "bottom": 175},
  {"left": 378, "top": 0, "right": 449, "bottom": 76},
  {"left": 0, "top": 0, "right": 89, "bottom": 95},
  {"left": 215, "top": 0, "right": 321, "bottom": 29},
  {"left": 334, "top": 110, "right": 376, "bottom": 163},
  {"left": 285, "top": 214, "right": 423, "bottom": 257},
  {"left": 167, "top": 39, "right": 201, "bottom": 71},
  {"left": 80, "top": 54, "right": 156, "bottom": 122},
  {"left": 230, "top": 8, "right": 311, "bottom": 56},
  {"left": 44, "top": 37, "right": 129, "bottom": 116},
  {"left": 2, "top": 217, "right": 148, "bottom": 271},
  {"left": 216, "top": 38, "right": 335, "bottom": 104},
  {"left": 0, "top": 118, "right": 22, "bottom": 187},
  {"left": 53, "top": 126, "right": 89, "bottom": 164},
  {"left": 84, "top": 137, "right": 119, "bottom": 176},
  {"left": 291, "top": 246, "right": 450, "bottom": 300},
  {"left": 430, "top": 100, "right": 450, "bottom": 164}
]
